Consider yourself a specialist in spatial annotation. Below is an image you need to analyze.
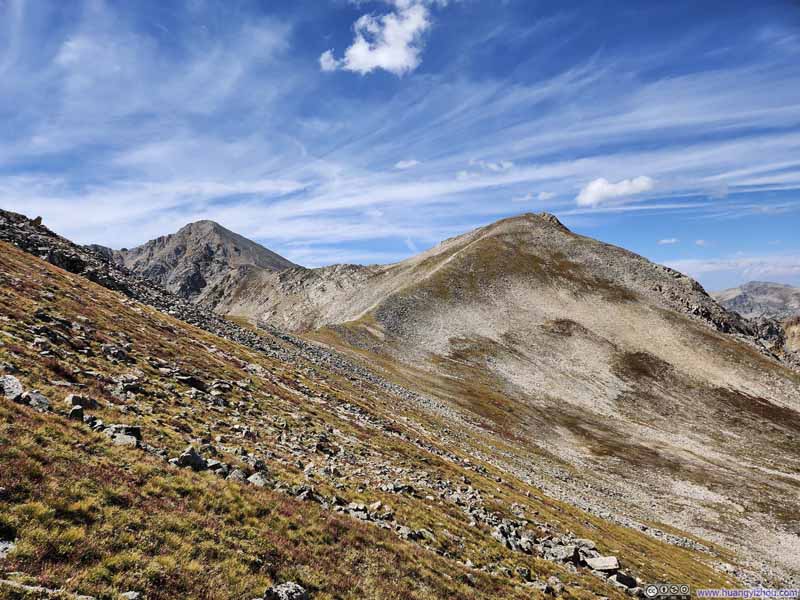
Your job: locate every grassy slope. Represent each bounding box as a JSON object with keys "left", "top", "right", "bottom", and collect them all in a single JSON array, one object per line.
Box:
[{"left": 0, "top": 242, "right": 736, "bottom": 599}]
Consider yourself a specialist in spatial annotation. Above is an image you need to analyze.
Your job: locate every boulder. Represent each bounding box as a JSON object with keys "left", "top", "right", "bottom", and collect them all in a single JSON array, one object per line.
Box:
[
  {"left": 294, "top": 485, "right": 323, "bottom": 503},
  {"left": 264, "top": 582, "right": 309, "bottom": 600},
  {"left": 397, "top": 526, "right": 422, "bottom": 541},
  {"left": 176, "top": 446, "right": 208, "bottom": 471},
  {"left": 609, "top": 572, "right": 638, "bottom": 589},
  {"left": 585, "top": 555, "right": 619, "bottom": 572},
  {"left": 101, "top": 344, "right": 129, "bottom": 361},
  {"left": 516, "top": 535, "right": 535, "bottom": 554},
  {"left": 546, "top": 576, "right": 564, "bottom": 595},
  {"left": 227, "top": 469, "right": 248, "bottom": 482},
  {"left": 175, "top": 374, "right": 207, "bottom": 391},
  {"left": 0, "top": 539, "right": 16, "bottom": 559},
  {"left": 106, "top": 424, "right": 142, "bottom": 441},
  {"left": 65, "top": 393, "right": 98, "bottom": 409},
  {"left": 345, "top": 502, "right": 369, "bottom": 520},
  {"left": 548, "top": 544, "right": 579, "bottom": 564},
  {"left": 247, "top": 472, "right": 270, "bottom": 487},
  {"left": 22, "top": 391, "right": 50, "bottom": 411},
  {"left": 491, "top": 524, "right": 517, "bottom": 549},
  {"left": 0, "top": 375, "right": 23, "bottom": 400},
  {"left": 112, "top": 434, "right": 139, "bottom": 447},
  {"left": 69, "top": 405, "right": 84, "bottom": 421}
]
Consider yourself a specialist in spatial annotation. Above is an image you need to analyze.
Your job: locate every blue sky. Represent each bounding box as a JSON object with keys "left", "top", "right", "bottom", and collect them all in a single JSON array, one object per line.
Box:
[{"left": 1, "top": 0, "right": 799, "bottom": 290}]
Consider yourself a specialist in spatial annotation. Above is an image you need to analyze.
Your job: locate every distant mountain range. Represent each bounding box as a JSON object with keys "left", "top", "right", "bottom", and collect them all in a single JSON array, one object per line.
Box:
[{"left": 713, "top": 281, "right": 800, "bottom": 320}]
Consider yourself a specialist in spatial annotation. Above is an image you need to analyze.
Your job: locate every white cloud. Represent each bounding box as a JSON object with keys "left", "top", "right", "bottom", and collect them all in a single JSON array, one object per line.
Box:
[
  {"left": 667, "top": 255, "right": 800, "bottom": 282},
  {"left": 658, "top": 238, "right": 679, "bottom": 245},
  {"left": 395, "top": 159, "right": 420, "bottom": 169},
  {"left": 5, "top": 1, "right": 800, "bottom": 268},
  {"left": 321, "top": 2, "right": 431, "bottom": 76},
  {"left": 537, "top": 191, "right": 555, "bottom": 201},
  {"left": 695, "top": 239, "right": 709, "bottom": 247},
  {"left": 576, "top": 176, "right": 655, "bottom": 206},
  {"left": 319, "top": 50, "right": 339, "bottom": 72}
]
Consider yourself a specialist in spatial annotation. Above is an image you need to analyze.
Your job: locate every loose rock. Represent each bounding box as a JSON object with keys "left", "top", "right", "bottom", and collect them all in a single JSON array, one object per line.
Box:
[
  {"left": 0, "top": 375, "right": 23, "bottom": 401},
  {"left": 175, "top": 445, "right": 208, "bottom": 471},
  {"left": 263, "top": 582, "right": 309, "bottom": 600}
]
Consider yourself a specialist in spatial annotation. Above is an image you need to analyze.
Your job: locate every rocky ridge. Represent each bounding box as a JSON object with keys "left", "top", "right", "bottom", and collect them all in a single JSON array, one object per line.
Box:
[
  {"left": 0, "top": 232, "right": 728, "bottom": 598},
  {"left": 1, "top": 209, "right": 795, "bottom": 588}
]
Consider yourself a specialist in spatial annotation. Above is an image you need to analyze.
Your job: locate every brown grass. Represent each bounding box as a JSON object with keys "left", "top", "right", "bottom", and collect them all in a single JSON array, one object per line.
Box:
[{"left": 0, "top": 240, "right": 741, "bottom": 597}]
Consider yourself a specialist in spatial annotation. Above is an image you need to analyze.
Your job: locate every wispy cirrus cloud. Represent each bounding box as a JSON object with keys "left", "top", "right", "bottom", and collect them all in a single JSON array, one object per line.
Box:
[
  {"left": 667, "top": 255, "right": 800, "bottom": 287},
  {"left": 1, "top": 0, "right": 799, "bottom": 281}
]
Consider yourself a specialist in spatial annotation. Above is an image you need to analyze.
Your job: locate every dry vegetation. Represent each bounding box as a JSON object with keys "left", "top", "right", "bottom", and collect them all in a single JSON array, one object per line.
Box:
[
  {"left": 0, "top": 239, "right": 742, "bottom": 597},
  {"left": 304, "top": 218, "right": 800, "bottom": 585}
]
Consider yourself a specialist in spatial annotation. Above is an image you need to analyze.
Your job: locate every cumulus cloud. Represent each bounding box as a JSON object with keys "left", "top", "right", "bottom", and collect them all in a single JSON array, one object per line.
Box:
[
  {"left": 537, "top": 191, "right": 555, "bottom": 201},
  {"left": 658, "top": 238, "right": 679, "bottom": 245},
  {"left": 395, "top": 159, "right": 420, "bottom": 169},
  {"left": 320, "top": 1, "right": 432, "bottom": 76},
  {"left": 576, "top": 176, "right": 655, "bottom": 207},
  {"left": 319, "top": 50, "right": 339, "bottom": 72}
]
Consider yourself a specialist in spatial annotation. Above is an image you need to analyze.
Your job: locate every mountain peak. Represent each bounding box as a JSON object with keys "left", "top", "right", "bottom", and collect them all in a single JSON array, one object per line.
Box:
[
  {"left": 178, "top": 219, "right": 227, "bottom": 234},
  {"left": 531, "top": 211, "right": 569, "bottom": 231},
  {"left": 489, "top": 212, "right": 571, "bottom": 233},
  {"left": 117, "top": 220, "right": 296, "bottom": 300}
]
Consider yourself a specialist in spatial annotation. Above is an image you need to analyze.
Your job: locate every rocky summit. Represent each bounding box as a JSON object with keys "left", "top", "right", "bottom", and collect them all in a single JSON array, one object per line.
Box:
[
  {"left": 111, "top": 220, "right": 297, "bottom": 302},
  {"left": 0, "top": 209, "right": 799, "bottom": 599}
]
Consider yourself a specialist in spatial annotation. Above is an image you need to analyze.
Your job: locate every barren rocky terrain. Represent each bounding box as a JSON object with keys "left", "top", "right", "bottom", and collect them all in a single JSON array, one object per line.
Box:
[
  {"left": 1, "top": 209, "right": 798, "bottom": 598},
  {"left": 107, "top": 220, "right": 296, "bottom": 303},
  {"left": 141, "top": 212, "right": 800, "bottom": 585},
  {"left": 714, "top": 281, "right": 800, "bottom": 320},
  {"left": 298, "top": 215, "right": 800, "bottom": 585}
]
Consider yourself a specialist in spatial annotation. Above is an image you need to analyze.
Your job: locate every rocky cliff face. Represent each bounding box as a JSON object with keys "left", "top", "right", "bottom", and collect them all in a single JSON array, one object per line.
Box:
[
  {"left": 714, "top": 281, "right": 800, "bottom": 320},
  {"left": 115, "top": 220, "right": 296, "bottom": 301}
]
